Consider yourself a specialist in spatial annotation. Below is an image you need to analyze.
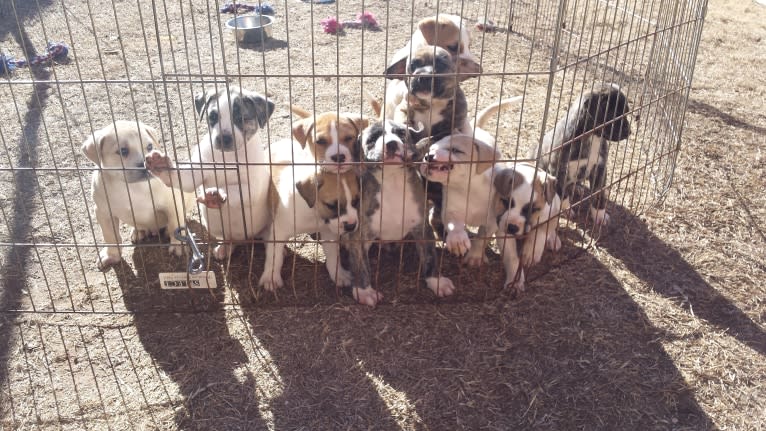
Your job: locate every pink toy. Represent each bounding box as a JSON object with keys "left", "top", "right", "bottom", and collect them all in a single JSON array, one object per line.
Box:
[{"left": 321, "top": 11, "right": 379, "bottom": 34}]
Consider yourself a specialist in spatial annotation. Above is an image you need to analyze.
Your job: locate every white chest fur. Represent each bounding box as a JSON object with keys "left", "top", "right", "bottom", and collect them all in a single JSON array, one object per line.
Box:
[
  {"left": 444, "top": 170, "right": 495, "bottom": 227},
  {"left": 369, "top": 167, "right": 422, "bottom": 240},
  {"left": 565, "top": 135, "right": 603, "bottom": 184}
]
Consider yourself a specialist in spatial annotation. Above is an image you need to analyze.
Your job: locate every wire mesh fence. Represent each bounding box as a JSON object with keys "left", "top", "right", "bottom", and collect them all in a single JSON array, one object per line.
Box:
[{"left": 0, "top": 0, "right": 707, "bottom": 315}]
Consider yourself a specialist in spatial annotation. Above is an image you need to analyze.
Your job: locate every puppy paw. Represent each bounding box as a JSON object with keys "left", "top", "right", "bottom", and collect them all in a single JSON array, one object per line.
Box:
[
  {"left": 589, "top": 207, "right": 610, "bottom": 226},
  {"left": 259, "top": 270, "right": 284, "bottom": 292},
  {"left": 464, "top": 248, "right": 488, "bottom": 267},
  {"left": 445, "top": 230, "right": 471, "bottom": 256},
  {"left": 144, "top": 151, "right": 171, "bottom": 171},
  {"left": 168, "top": 242, "right": 185, "bottom": 257},
  {"left": 505, "top": 278, "right": 525, "bottom": 295},
  {"left": 131, "top": 228, "right": 148, "bottom": 243},
  {"left": 426, "top": 277, "right": 456, "bottom": 297},
  {"left": 352, "top": 286, "right": 383, "bottom": 307},
  {"left": 212, "top": 244, "right": 232, "bottom": 260},
  {"left": 328, "top": 266, "right": 353, "bottom": 287},
  {"left": 197, "top": 188, "right": 228, "bottom": 209},
  {"left": 546, "top": 234, "right": 562, "bottom": 252},
  {"left": 97, "top": 247, "right": 122, "bottom": 270}
]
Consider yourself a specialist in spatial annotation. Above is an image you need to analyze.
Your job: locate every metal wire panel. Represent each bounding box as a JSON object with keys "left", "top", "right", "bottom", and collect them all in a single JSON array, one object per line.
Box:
[{"left": 0, "top": 0, "right": 707, "bottom": 315}]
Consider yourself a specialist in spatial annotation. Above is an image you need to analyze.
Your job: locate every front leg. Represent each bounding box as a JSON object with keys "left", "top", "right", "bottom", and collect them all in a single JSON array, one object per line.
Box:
[
  {"left": 258, "top": 226, "right": 286, "bottom": 292},
  {"left": 521, "top": 227, "right": 548, "bottom": 268},
  {"left": 588, "top": 160, "right": 610, "bottom": 226},
  {"left": 321, "top": 232, "right": 353, "bottom": 287},
  {"left": 412, "top": 223, "right": 455, "bottom": 297},
  {"left": 499, "top": 235, "right": 525, "bottom": 294},
  {"left": 444, "top": 219, "right": 471, "bottom": 256},
  {"left": 464, "top": 225, "right": 494, "bottom": 267},
  {"left": 95, "top": 208, "right": 122, "bottom": 270},
  {"left": 145, "top": 151, "right": 205, "bottom": 193}
]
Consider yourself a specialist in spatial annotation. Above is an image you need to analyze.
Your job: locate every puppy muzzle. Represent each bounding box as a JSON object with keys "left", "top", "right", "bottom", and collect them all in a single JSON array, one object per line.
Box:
[
  {"left": 125, "top": 162, "right": 151, "bottom": 183},
  {"left": 214, "top": 133, "right": 236, "bottom": 151}
]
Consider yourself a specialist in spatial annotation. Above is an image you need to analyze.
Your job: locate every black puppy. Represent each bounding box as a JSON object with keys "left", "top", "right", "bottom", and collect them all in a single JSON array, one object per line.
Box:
[{"left": 533, "top": 83, "right": 632, "bottom": 226}]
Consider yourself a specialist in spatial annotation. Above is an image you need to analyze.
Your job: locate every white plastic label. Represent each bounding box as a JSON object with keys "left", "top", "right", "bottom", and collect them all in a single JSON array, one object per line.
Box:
[{"left": 159, "top": 272, "right": 217, "bottom": 290}]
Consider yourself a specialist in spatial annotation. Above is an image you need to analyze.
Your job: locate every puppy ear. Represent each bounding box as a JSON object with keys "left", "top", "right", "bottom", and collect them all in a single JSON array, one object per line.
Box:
[
  {"left": 471, "top": 139, "right": 501, "bottom": 174},
  {"left": 248, "top": 93, "right": 276, "bottom": 128},
  {"left": 81, "top": 127, "right": 106, "bottom": 166},
  {"left": 456, "top": 54, "right": 482, "bottom": 81},
  {"left": 344, "top": 114, "right": 368, "bottom": 135},
  {"left": 295, "top": 174, "right": 322, "bottom": 208},
  {"left": 364, "top": 89, "right": 382, "bottom": 119},
  {"left": 417, "top": 17, "right": 439, "bottom": 45},
  {"left": 414, "top": 136, "right": 433, "bottom": 158},
  {"left": 543, "top": 175, "right": 558, "bottom": 205},
  {"left": 194, "top": 88, "right": 215, "bottom": 118},
  {"left": 493, "top": 167, "right": 524, "bottom": 197},
  {"left": 292, "top": 118, "right": 314, "bottom": 149},
  {"left": 385, "top": 54, "right": 408, "bottom": 78}
]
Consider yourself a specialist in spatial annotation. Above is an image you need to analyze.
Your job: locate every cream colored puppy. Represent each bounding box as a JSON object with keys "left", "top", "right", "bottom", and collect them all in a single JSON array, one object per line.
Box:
[{"left": 82, "top": 121, "right": 192, "bottom": 270}]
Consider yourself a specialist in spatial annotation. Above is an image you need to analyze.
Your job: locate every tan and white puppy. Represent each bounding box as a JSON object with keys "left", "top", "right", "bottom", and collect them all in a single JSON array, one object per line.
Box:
[
  {"left": 289, "top": 105, "right": 368, "bottom": 173},
  {"left": 418, "top": 133, "right": 501, "bottom": 265},
  {"left": 83, "top": 121, "right": 192, "bottom": 269},
  {"left": 383, "top": 14, "right": 481, "bottom": 121},
  {"left": 145, "top": 86, "right": 275, "bottom": 260},
  {"left": 259, "top": 151, "right": 383, "bottom": 307},
  {"left": 492, "top": 163, "right": 562, "bottom": 292}
]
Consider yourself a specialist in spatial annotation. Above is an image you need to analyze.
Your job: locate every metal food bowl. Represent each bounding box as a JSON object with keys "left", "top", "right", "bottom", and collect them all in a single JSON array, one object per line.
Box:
[{"left": 226, "top": 14, "right": 274, "bottom": 43}]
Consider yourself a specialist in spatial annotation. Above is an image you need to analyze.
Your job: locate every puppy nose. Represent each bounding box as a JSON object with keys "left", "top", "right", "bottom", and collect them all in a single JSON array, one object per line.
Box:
[
  {"left": 330, "top": 154, "right": 346, "bottom": 163},
  {"left": 216, "top": 134, "right": 233, "bottom": 148},
  {"left": 343, "top": 221, "right": 357, "bottom": 232},
  {"left": 507, "top": 224, "right": 519, "bottom": 235},
  {"left": 425, "top": 153, "right": 435, "bottom": 162},
  {"left": 385, "top": 141, "right": 399, "bottom": 153}
]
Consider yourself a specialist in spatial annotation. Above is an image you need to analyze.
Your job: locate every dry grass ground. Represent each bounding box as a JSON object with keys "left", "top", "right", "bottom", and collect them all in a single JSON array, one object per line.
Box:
[{"left": 0, "top": 0, "right": 764, "bottom": 429}]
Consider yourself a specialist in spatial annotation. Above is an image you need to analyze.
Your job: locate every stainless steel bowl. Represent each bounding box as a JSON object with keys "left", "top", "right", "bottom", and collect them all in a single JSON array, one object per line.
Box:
[{"left": 226, "top": 14, "right": 274, "bottom": 43}]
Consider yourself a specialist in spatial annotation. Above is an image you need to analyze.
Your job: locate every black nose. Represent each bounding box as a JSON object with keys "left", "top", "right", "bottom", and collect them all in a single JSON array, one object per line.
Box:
[
  {"left": 425, "top": 153, "right": 435, "bottom": 162},
  {"left": 344, "top": 222, "right": 357, "bottom": 232},
  {"left": 331, "top": 154, "right": 346, "bottom": 163},
  {"left": 507, "top": 224, "right": 519, "bottom": 235},
  {"left": 216, "top": 134, "right": 234, "bottom": 149},
  {"left": 385, "top": 141, "right": 399, "bottom": 153}
]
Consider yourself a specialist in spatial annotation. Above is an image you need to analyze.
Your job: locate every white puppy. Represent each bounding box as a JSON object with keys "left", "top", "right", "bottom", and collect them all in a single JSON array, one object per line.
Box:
[
  {"left": 492, "top": 162, "right": 562, "bottom": 292},
  {"left": 82, "top": 120, "right": 192, "bottom": 270},
  {"left": 145, "top": 86, "right": 275, "bottom": 260}
]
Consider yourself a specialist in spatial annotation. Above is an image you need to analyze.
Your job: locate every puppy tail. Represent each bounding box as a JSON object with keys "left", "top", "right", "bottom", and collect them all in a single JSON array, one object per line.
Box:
[
  {"left": 363, "top": 89, "right": 382, "bottom": 119},
  {"left": 471, "top": 95, "right": 523, "bottom": 130},
  {"left": 290, "top": 104, "right": 312, "bottom": 118}
]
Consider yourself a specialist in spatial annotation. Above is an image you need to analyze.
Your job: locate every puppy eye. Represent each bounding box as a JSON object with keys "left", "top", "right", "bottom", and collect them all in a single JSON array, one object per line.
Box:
[
  {"left": 450, "top": 148, "right": 464, "bottom": 155},
  {"left": 447, "top": 44, "right": 459, "bottom": 53},
  {"left": 316, "top": 138, "right": 328, "bottom": 147},
  {"left": 410, "top": 59, "right": 422, "bottom": 69},
  {"left": 351, "top": 197, "right": 360, "bottom": 208},
  {"left": 500, "top": 197, "right": 510, "bottom": 209},
  {"left": 146, "top": 143, "right": 153, "bottom": 152},
  {"left": 208, "top": 111, "right": 219, "bottom": 126},
  {"left": 325, "top": 201, "right": 338, "bottom": 212},
  {"left": 118, "top": 147, "right": 129, "bottom": 157},
  {"left": 510, "top": 199, "right": 516, "bottom": 209},
  {"left": 344, "top": 136, "right": 354, "bottom": 144}
]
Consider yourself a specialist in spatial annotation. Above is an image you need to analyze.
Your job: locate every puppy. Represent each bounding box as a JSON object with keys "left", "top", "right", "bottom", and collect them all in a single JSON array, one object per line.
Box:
[
  {"left": 532, "top": 83, "right": 631, "bottom": 226},
  {"left": 289, "top": 105, "right": 368, "bottom": 173},
  {"left": 344, "top": 119, "right": 456, "bottom": 297},
  {"left": 385, "top": 45, "right": 480, "bottom": 140},
  {"left": 492, "top": 162, "right": 562, "bottom": 292},
  {"left": 145, "top": 85, "right": 275, "bottom": 259},
  {"left": 258, "top": 154, "right": 383, "bottom": 306},
  {"left": 382, "top": 14, "right": 480, "bottom": 121},
  {"left": 82, "top": 121, "right": 192, "bottom": 269},
  {"left": 418, "top": 133, "right": 501, "bottom": 267}
]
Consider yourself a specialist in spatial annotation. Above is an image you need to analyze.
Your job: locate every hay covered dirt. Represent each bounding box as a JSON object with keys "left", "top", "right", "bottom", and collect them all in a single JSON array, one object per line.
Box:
[{"left": 0, "top": 0, "right": 764, "bottom": 429}]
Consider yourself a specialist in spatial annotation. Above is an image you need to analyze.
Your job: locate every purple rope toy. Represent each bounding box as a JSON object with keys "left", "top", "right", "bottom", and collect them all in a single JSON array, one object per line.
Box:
[
  {"left": 1, "top": 42, "right": 70, "bottom": 76},
  {"left": 219, "top": 2, "right": 275, "bottom": 15},
  {"left": 321, "top": 12, "right": 379, "bottom": 34}
]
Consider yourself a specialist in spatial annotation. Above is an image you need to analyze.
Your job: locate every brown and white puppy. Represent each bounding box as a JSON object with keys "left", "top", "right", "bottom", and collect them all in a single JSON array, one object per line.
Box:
[
  {"left": 385, "top": 45, "right": 480, "bottom": 140},
  {"left": 493, "top": 163, "right": 562, "bottom": 292},
  {"left": 418, "top": 133, "right": 501, "bottom": 266},
  {"left": 259, "top": 151, "right": 383, "bottom": 307},
  {"left": 532, "top": 83, "right": 631, "bottom": 226},
  {"left": 145, "top": 86, "right": 275, "bottom": 260},
  {"left": 289, "top": 105, "right": 368, "bottom": 173},
  {"left": 382, "top": 14, "right": 481, "bottom": 121},
  {"left": 83, "top": 121, "right": 193, "bottom": 269}
]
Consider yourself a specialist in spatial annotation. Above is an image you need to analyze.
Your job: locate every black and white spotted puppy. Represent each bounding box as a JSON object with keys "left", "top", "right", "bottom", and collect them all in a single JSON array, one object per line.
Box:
[
  {"left": 532, "top": 83, "right": 631, "bottom": 226},
  {"left": 345, "top": 120, "right": 456, "bottom": 297}
]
